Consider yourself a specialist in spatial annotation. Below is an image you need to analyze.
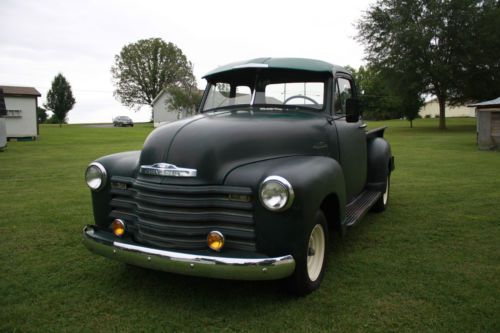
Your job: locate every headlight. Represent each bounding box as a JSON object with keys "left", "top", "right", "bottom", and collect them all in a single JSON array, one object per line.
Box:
[
  {"left": 85, "top": 162, "right": 107, "bottom": 191},
  {"left": 259, "top": 175, "right": 294, "bottom": 211}
]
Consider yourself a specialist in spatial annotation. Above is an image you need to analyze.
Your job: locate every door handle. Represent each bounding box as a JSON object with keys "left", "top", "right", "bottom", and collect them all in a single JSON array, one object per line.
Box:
[{"left": 359, "top": 123, "right": 367, "bottom": 129}]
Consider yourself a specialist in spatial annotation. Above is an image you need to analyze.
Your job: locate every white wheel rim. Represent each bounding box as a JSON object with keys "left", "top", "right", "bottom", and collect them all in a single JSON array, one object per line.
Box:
[
  {"left": 307, "top": 224, "right": 325, "bottom": 282},
  {"left": 383, "top": 179, "right": 389, "bottom": 205}
]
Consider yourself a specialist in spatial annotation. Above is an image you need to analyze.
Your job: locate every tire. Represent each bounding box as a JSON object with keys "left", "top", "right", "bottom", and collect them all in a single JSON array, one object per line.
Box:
[
  {"left": 372, "top": 175, "right": 390, "bottom": 212},
  {"left": 287, "top": 210, "right": 329, "bottom": 296}
]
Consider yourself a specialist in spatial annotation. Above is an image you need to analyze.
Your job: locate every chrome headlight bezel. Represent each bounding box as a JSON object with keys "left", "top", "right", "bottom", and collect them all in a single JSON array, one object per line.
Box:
[
  {"left": 259, "top": 175, "right": 294, "bottom": 212},
  {"left": 85, "top": 162, "right": 107, "bottom": 191}
]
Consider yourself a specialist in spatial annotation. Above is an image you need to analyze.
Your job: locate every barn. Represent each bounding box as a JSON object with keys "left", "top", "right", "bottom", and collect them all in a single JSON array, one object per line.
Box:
[{"left": 419, "top": 98, "right": 475, "bottom": 118}]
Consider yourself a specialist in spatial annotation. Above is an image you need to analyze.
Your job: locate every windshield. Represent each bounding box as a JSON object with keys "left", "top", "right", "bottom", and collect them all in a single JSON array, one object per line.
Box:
[{"left": 202, "top": 69, "right": 327, "bottom": 112}]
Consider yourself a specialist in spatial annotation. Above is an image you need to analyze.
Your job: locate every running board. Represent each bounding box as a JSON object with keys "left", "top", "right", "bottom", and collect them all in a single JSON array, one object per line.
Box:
[{"left": 345, "top": 190, "right": 381, "bottom": 227}]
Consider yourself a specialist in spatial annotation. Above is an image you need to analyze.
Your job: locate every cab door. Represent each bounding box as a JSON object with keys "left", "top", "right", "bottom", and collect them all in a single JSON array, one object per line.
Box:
[{"left": 333, "top": 76, "right": 367, "bottom": 202}]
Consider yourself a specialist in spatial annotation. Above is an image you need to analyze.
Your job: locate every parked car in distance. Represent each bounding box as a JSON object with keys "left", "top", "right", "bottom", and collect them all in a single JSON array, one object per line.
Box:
[
  {"left": 113, "top": 116, "right": 133, "bottom": 127},
  {"left": 83, "top": 58, "right": 395, "bottom": 295}
]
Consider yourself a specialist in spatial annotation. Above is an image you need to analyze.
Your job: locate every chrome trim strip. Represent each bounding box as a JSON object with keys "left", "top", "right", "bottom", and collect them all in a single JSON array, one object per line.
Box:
[
  {"left": 259, "top": 175, "right": 295, "bottom": 212},
  {"left": 113, "top": 242, "right": 291, "bottom": 266},
  {"left": 83, "top": 226, "right": 295, "bottom": 280},
  {"left": 140, "top": 163, "right": 197, "bottom": 177},
  {"left": 233, "top": 63, "right": 269, "bottom": 69}
]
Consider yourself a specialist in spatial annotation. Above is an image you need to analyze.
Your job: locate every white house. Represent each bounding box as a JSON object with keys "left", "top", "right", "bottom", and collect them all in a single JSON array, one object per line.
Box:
[
  {"left": 152, "top": 89, "right": 184, "bottom": 127},
  {"left": 419, "top": 98, "right": 475, "bottom": 118},
  {"left": 0, "top": 85, "right": 41, "bottom": 139}
]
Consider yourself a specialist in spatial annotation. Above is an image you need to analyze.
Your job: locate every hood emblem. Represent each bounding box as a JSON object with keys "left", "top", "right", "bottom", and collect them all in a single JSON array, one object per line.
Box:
[{"left": 140, "top": 163, "right": 197, "bottom": 177}]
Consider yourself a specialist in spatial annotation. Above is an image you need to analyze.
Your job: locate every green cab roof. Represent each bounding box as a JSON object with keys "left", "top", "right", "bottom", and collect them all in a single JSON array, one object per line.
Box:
[{"left": 203, "top": 57, "right": 347, "bottom": 78}]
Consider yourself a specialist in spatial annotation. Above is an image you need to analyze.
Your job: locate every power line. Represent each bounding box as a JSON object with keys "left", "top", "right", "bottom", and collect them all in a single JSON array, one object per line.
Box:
[{"left": 35, "top": 86, "right": 114, "bottom": 94}]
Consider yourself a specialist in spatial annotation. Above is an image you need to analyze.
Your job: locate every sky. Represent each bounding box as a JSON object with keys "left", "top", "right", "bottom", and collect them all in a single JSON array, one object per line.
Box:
[{"left": 0, "top": 0, "right": 374, "bottom": 124}]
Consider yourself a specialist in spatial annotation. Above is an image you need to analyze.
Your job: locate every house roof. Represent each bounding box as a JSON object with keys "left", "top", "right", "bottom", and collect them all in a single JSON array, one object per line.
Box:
[
  {"left": 0, "top": 85, "right": 41, "bottom": 97},
  {"left": 468, "top": 97, "right": 500, "bottom": 108},
  {"left": 203, "top": 58, "right": 348, "bottom": 78}
]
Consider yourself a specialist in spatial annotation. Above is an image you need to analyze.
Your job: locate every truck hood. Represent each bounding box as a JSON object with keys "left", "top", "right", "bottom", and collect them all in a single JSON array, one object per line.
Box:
[{"left": 139, "top": 109, "right": 330, "bottom": 184}]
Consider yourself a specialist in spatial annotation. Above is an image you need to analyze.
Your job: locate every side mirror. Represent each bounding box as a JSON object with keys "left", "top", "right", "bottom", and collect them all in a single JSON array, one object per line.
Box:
[{"left": 346, "top": 98, "right": 360, "bottom": 123}]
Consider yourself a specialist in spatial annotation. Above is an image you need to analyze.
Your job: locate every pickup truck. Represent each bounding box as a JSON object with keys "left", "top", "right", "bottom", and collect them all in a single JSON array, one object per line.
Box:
[{"left": 83, "top": 58, "right": 395, "bottom": 295}]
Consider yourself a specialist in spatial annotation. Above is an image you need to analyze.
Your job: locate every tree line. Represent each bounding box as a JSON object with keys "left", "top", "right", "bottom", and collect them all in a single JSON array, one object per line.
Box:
[{"left": 356, "top": 0, "right": 500, "bottom": 129}]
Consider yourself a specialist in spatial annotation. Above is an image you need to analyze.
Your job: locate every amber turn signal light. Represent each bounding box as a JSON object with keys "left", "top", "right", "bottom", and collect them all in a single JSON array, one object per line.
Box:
[
  {"left": 207, "top": 231, "right": 225, "bottom": 251},
  {"left": 112, "top": 219, "right": 126, "bottom": 237}
]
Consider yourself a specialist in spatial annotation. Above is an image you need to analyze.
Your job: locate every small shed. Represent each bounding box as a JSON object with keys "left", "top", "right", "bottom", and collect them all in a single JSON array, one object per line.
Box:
[
  {"left": 469, "top": 97, "right": 500, "bottom": 150},
  {"left": 0, "top": 85, "right": 41, "bottom": 140}
]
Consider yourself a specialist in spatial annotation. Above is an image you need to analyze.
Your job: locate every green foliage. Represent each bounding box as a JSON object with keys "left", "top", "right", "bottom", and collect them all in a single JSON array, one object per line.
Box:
[
  {"left": 357, "top": 0, "right": 500, "bottom": 129},
  {"left": 111, "top": 38, "right": 195, "bottom": 111},
  {"left": 44, "top": 73, "right": 75, "bottom": 127},
  {"left": 36, "top": 106, "right": 47, "bottom": 123},
  {"left": 46, "top": 114, "right": 66, "bottom": 124},
  {"left": 351, "top": 65, "right": 423, "bottom": 127},
  {"left": 1, "top": 119, "right": 499, "bottom": 331},
  {"left": 448, "top": 1, "right": 500, "bottom": 105},
  {"left": 166, "top": 85, "right": 203, "bottom": 119}
]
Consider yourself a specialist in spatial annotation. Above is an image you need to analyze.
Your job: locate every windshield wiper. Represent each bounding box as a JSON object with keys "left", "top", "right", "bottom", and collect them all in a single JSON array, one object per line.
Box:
[{"left": 202, "top": 104, "right": 251, "bottom": 113}]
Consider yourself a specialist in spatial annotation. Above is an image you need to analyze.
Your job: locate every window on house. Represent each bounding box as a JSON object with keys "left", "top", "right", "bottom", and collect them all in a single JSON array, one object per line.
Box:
[{"left": 6, "top": 110, "right": 22, "bottom": 117}]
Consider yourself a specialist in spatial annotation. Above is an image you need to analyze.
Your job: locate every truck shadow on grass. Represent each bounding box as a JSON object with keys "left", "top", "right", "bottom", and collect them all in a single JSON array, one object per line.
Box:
[{"left": 98, "top": 222, "right": 376, "bottom": 302}]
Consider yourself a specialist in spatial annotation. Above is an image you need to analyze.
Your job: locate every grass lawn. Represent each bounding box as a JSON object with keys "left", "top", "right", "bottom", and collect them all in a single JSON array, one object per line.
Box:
[{"left": 1, "top": 118, "right": 499, "bottom": 332}]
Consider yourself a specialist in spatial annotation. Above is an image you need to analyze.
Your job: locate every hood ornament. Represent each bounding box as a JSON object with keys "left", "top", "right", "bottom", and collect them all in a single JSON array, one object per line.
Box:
[{"left": 140, "top": 163, "right": 197, "bottom": 177}]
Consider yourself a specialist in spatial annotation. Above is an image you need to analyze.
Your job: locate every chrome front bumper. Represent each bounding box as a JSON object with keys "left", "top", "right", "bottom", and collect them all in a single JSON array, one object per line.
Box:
[{"left": 82, "top": 225, "right": 296, "bottom": 280}]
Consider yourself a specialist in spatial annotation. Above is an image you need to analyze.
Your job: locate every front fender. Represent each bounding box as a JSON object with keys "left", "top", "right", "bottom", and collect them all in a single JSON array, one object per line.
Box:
[
  {"left": 224, "top": 156, "right": 346, "bottom": 257},
  {"left": 89, "top": 151, "right": 141, "bottom": 227}
]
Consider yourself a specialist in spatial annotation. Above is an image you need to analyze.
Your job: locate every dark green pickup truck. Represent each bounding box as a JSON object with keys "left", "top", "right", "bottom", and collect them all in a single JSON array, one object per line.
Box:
[{"left": 83, "top": 58, "right": 395, "bottom": 295}]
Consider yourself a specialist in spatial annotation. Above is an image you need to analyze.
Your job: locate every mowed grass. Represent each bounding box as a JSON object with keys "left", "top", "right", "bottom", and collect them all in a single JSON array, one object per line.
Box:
[{"left": 0, "top": 118, "right": 499, "bottom": 332}]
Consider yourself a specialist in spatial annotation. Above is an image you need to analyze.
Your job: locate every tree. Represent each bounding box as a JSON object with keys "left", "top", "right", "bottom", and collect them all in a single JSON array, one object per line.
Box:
[
  {"left": 111, "top": 38, "right": 195, "bottom": 116},
  {"left": 350, "top": 65, "right": 423, "bottom": 126},
  {"left": 44, "top": 74, "right": 75, "bottom": 127},
  {"left": 46, "top": 114, "right": 66, "bottom": 124},
  {"left": 357, "top": 0, "right": 500, "bottom": 129},
  {"left": 350, "top": 65, "right": 401, "bottom": 120},
  {"left": 448, "top": 1, "right": 500, "bottom": 105},
  {"left": 166, "top": 85, "right": 203, "bottom": 119},
  {"left": 36, "top": 106, "right": 48, "bottom": 123}
]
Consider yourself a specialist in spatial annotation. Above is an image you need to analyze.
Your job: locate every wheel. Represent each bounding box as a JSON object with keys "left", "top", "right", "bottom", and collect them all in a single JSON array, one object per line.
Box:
[
  {"left": 372, "top": 175, "right": 390, "bottom": 212},
  {"left": 287, "top": 210, "right": 328, "bottom": 296}
]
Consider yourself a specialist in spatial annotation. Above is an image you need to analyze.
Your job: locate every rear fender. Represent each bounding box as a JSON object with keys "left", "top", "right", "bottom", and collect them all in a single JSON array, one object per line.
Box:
[{"left": 366, "top": 137, "right": 393, "bottom": 191}]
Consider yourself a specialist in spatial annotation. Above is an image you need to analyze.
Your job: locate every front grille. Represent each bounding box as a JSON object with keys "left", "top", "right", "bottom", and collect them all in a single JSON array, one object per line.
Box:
[{"left": 109, "top": 176, "right": 256, "bottom": 252}]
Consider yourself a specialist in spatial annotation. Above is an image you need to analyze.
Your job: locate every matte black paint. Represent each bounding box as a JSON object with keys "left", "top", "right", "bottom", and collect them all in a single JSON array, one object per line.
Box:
[
  {"left": 88, "top": 62, "right": 394, "bottom": 266},
  {"left": 138, "top": 110, "right": 330, "bottom": 185}
]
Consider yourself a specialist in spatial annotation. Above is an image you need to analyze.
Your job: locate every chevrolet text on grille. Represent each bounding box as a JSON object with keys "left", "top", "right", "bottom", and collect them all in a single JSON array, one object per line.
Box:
[{"left": 139, "top": 163, "right": 197, "bottom": 177}]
